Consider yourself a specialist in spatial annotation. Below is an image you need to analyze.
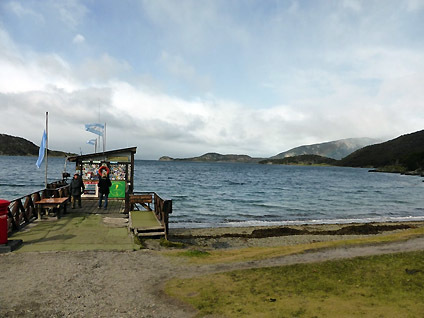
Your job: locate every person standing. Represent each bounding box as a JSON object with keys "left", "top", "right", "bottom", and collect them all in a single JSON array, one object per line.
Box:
[
  {"left": 98, "top": 169, "right": 112, "bottom": 210},
  {"left": 70, "top": 173, "right": 85, "bottom": 209}
]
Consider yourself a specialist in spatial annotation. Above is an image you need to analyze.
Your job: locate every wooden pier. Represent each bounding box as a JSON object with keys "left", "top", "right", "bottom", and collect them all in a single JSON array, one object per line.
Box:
[
  {"left": 4, "top": 148, "right": 172, "bottom": 250},
  {"left": 6, "top": 186, "right": 171, "bottom": 238}
]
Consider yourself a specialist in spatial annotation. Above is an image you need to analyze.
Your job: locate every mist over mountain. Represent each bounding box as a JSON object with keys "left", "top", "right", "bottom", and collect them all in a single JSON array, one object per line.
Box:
[{"left": 271, "top": 138, "right": 381, "bottom": 160}]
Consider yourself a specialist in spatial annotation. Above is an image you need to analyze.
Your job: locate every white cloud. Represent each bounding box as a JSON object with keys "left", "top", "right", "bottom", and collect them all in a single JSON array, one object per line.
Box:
[
  {"left": 405, "top": 0, "right": 424, "bottom": 12},
  {"left": 159, "top": 51, "right": 211, "bottom": 92},
  {"left": 142, "top": 0, "right": 250, "bottom": 53},
  {"left": 73, "top": 34, "right": 85, "bottom": 44},
  {"left": 6, "top": 1, "right": 45, "bottom": 22},
  {"left": 51, "top": 0, "right": 88, "bottom": 29},
  {"left": 1, "top": 2, "right": 423, "bottom": 159},
  {"left": 76, "top": 54, "right": 131, "bottom": 83},
  {"left": 342, "top": 0, "right": 362, "bottom": 12}
]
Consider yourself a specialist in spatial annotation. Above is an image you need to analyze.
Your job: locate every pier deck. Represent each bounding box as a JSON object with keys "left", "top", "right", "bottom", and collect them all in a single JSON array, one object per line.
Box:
[
  {"left": 69, "top": 199, "right": 126, "bottom": 215},
  {"left": 8, "top": 200, "right": 136, "bottom": 252}
]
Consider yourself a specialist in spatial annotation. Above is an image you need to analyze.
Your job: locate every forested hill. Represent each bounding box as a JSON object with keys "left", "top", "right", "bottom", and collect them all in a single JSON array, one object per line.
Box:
[
  {"left": 259, "top": 154, "right": 338, "bottom": 166},
  {"left": 338, "top": 130, "right": 424, "bottom": 172},
  {"left": 0, "top": 134, "right": 74, "bottom": 157}
]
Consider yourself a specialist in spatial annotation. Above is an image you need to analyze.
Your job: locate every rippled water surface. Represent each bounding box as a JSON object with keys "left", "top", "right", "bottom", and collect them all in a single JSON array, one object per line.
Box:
[
  {"left": 134, "top": 160, "right": 424, "bottom": 228},
  {"left": 1, "top": 156, "right": 424, "bottom": 228}
]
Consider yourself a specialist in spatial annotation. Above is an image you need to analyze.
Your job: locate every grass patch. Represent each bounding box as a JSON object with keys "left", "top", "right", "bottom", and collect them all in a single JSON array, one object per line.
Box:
[
  {"left": 166, "top": 251, "right": 424, "bottom": 317},
  {"left": 133, "top": 234, "right": 145, "bottom": 249},
  {"left": 165, "top": 226, "right": 424, "bottom": 264},
  {"left": 159, "top": 238, "right": 185, "bottom": 248},
  {"left": 177, "top": 249, "right": 211, "bottom": 258},
  {"left": 10, "top": 213, "right": 137, "bottom": 252}
]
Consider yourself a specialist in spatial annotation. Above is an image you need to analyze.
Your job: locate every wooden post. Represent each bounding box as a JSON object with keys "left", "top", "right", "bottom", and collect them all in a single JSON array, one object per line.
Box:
[{"left": 45, "top": 111, "right": 48, "bottom": 188}]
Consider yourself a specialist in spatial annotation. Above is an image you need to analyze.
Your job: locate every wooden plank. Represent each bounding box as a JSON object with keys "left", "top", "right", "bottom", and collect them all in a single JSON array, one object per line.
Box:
[
  {"left": 137, "top": 231, "right": 165, "bottom": 237},
  {"left": 129, "top": 211, "right": 162, "bottom": 230},
  {"left": 129, "top": 194, "right": 152, "bottom": 203}
]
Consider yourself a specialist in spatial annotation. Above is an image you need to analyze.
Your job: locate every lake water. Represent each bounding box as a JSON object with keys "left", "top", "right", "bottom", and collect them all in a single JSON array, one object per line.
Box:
[{"left": 1, "top": 156, "right": 424, "bottom": 228}]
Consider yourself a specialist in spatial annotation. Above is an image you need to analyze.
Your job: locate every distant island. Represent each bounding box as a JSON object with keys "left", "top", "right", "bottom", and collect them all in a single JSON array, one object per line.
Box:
[
  {"left": 0, "top": 133, "right": 75, "bottom": 157},
  {"left": 159, "top": 152, "right": 265, "bottom": 163}
]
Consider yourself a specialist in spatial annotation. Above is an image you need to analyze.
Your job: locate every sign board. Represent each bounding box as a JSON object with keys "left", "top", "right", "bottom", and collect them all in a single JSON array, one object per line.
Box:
[
  {"left": 109, "top": 181, "right": 126, "bottom": 198},
  {"left": 82, "top": 180, "right": 98, "bottom": 197}
]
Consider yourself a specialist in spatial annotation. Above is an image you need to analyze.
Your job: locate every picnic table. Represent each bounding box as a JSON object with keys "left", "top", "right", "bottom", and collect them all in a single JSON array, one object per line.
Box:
[{"left": 34, "top": 197, "right": 69, "bottom": 220}]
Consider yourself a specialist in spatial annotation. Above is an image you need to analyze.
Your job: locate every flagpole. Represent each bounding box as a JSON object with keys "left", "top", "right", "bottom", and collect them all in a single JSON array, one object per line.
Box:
[
  {"left": 103, "top": 122, "right": 106, "bottom": 152},
  {"left": 45, "top": 111, "right": 48, "bottom": 188}
]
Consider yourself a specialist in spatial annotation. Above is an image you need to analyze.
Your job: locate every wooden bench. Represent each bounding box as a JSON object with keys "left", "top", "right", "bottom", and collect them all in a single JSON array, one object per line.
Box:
[{"left": 34, "top": 197, "right": 69, "bottom": 220}]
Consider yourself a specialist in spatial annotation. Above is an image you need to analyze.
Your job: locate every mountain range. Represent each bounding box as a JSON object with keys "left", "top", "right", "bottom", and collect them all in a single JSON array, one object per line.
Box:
[
  {"left": 159, "top": 137, "right": 380, "bottom": 163},
  {"left": 159, "top": 130, "right": 424, "bottom": 174}
]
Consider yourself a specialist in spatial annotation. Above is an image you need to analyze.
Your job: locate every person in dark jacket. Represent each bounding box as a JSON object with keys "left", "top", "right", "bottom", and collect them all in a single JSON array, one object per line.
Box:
[
  {"left": 98, "top": 169, "right": 112, "bottom": 209},
  {"left": 70, "top": 173, "right": 85, "bottom": 209}
]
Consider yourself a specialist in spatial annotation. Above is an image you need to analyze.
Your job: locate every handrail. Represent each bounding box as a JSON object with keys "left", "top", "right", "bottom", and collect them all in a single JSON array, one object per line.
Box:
[
  {"left": 154, "top": 193, "right": 172, "bottom": 239},
  {"left": 7, "top": 181, "right": 70, "bottom": 235}
]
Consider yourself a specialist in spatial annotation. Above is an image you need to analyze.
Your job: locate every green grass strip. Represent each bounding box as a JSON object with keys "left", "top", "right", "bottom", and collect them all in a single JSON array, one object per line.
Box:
[
  {"left": 166, "top": 251, "right": 424, "bottom": 317},
  {"left": 166, "top": 226, "right": 424, "bottom": 264}
]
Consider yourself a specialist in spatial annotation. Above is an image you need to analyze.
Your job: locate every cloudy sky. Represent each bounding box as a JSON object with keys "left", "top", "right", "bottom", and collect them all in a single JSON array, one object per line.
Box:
[{"left": 0, "top": 0, "right": 423, "bottom": 159}]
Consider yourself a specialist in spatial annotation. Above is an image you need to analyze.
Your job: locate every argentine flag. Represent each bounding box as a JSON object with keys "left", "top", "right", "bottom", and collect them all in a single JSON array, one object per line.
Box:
[
  {"left": 36, "top": 130, "right": 47, "bottom": 168},
  {"left": 85, "top": 123, "right": 104, "bottom": 136}
]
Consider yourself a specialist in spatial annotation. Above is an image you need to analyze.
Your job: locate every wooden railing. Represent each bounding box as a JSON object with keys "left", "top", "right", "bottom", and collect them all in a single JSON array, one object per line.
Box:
[
  {"left": 125, "top": 192, "right": 172, "bottom": 239},
  {"left": 7, "top": 181, "right": 70, "bottom": 235},
  {"left": 153, "top": 193, "right": 172, "bottom": 239}
]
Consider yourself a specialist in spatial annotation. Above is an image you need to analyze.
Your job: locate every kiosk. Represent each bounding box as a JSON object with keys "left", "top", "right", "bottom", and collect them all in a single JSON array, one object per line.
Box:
[{"left": 67, "top": 147, "right": 137, "bottom": 199}]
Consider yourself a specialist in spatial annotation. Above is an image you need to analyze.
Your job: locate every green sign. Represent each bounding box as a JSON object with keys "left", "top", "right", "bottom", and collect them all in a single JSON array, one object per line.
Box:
[{"left": 109, "top": 181, "right": 126, "bottom": 198}]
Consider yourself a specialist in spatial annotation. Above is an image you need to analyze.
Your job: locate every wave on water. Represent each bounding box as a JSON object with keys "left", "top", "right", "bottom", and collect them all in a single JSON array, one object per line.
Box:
[
  {"left": 225, "top": 180, "right": 246, "bottom": 186},
  {"left": 0, "top": 183, "right": 28, "bottom": 187}
]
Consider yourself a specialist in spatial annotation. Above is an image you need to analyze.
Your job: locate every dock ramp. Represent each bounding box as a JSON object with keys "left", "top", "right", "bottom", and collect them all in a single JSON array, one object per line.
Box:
[{"left": 127, "top": 193, "right": 172, "bottom": 239}]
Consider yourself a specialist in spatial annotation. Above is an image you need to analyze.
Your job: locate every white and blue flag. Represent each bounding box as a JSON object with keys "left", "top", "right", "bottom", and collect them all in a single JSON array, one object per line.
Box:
[
  {"left": 87, "top": 139, "right": 97, "bottom": 145},
  {"left": 36, "top": 130, "right": 47, "bottom": 168},
  {"left": 85, "top": 123, "right": 104, "bottom": 136}
]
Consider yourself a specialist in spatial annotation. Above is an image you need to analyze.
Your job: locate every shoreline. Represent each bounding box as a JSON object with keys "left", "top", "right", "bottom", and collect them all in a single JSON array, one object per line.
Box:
[
  {"left": 170, "top": 220, "right": 424, "bottom": 235},
  {"left": 167, "top": 220, "right": 424, "bottom": 249}
]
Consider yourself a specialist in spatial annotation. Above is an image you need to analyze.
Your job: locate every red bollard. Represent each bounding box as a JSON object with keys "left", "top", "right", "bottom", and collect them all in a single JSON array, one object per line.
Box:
[{"left": 0, "top": 199, "right": 10, "bottom": 245}]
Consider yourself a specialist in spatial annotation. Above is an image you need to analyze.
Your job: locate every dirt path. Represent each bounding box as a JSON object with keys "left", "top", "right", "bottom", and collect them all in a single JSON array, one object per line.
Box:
[{"left": 1, "top": 236, "right": 424, "bottom": 317}]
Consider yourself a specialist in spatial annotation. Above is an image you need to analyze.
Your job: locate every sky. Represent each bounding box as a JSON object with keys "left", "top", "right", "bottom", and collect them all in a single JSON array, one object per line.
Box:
[{"left": 0, "top": 0, "right": 423, "bottom": 160}]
